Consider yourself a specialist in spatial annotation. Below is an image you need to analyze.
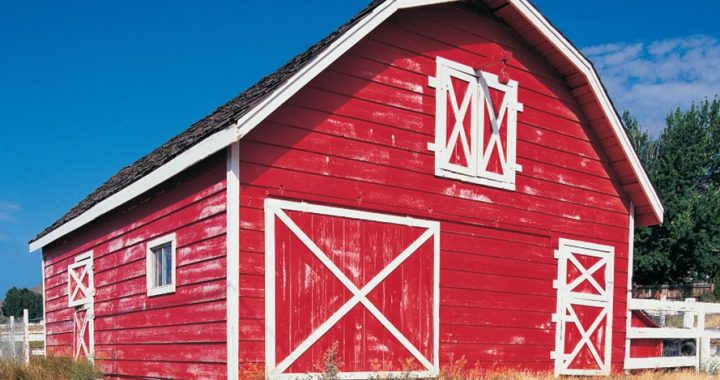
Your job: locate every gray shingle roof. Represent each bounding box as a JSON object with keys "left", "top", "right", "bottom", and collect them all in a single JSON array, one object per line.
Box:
[{"left": 31, "top": 1, "right": 384, "bottom": 244}]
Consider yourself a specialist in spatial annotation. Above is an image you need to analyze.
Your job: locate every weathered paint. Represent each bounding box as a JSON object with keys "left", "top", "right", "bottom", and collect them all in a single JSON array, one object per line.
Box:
[
  {"left": 43, "top": 153, "right": 227, "bottom": 378},
  {"left": 628, "top": 311, "right": 663, "bottom": 359},
  {"left": 41, "top": 3, "right": 642, "bottom": 378},
  {"left": 236, "top": 4, "right": 631, "bottom": 375}
]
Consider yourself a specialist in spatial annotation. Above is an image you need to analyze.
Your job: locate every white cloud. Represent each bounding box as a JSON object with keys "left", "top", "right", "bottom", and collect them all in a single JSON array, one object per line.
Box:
[
  {"left": 0, "top": 202, "right": 18, "bottom": 242},
  {"left": 583, "top": 35, "right": 720, "bottom": 134},
  {"left": 0, "top": 201, "right": 19, "bottom": 223}
]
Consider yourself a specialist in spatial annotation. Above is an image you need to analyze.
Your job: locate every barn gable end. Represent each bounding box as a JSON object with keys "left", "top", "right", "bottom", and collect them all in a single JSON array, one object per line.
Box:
[
  {"left": 34, "top": 1, "right": 664, "bottom": 379},
  {"left": 239, "top": 3, "right": 633, "bottom": 376}
]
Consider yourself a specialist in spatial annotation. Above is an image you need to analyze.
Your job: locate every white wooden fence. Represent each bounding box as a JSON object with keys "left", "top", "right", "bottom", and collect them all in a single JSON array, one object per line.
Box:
[
  {"left": 0, "top": 309, "right": 45, "bottom": 363},
  {"left": 626, "top": 298, "right": 720, "bottom": 371}
]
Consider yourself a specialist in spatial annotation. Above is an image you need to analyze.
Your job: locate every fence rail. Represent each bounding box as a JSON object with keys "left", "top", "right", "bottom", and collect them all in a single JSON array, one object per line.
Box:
[
  {"left": 626, "top": 298, "right": 720, "bottom": 371},
  {"left": 0, "top": 309, "right": 45, "bottom": 363}
]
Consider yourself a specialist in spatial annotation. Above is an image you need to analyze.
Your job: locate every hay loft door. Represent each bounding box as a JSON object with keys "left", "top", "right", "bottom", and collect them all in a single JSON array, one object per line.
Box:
[
  {"left": 67, "top": 251, "right": 94, "bottom": 360},
  {"left": 265, "top": 199, "right": 440, "bottom": 379},
  {"left": 552, "top": 239, "right": 614, "bottom": 376}
]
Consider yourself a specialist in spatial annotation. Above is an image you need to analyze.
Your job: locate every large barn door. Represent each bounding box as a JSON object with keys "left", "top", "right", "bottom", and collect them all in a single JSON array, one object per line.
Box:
[
  {"left": 265, "top": 199, "right": 440, "bottom": 379},
  {"left": 552, "top": 239, "right": 614, "bottom": 376},
  {"left": 67, "top": 251, "right": 94, "bottom": 360}
]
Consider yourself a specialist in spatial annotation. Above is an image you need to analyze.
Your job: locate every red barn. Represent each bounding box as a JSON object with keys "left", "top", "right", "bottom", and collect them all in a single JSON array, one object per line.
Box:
[
  {"left": 30, "top": 0, "right": 664, "bottom": 378},
  {"left": 628, "top": 311, "right": 664, "bottom": 359}
]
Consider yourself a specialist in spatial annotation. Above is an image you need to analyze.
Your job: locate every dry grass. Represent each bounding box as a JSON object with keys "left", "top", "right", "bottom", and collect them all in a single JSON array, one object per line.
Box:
[
  {"left": 236, "top": 369, "right": 717, "bottom": 380},
  {"left": 238, "top": 353, "right": 715, "bottom": 380},
  {"left": 452, "top": 371, "right": 716, "bottom": 380},
  {"left": 657, "top": 311, "right": 720, "bottom": 328},
  {"left": 0, "top": 356, "right": 100, "bottom": 380},
  {"left": 705, "top": 313, "right": 720, "bottom": 328}
]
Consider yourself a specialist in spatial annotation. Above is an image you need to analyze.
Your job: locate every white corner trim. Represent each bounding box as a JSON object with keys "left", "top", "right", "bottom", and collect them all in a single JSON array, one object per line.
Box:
[
  {"left": 146, "top": 233, "right": 177, "bottom": 297},
  {"left": 226, "top": 142, "right": 240, "bottom": 380},
  {"left": 41, "top": 255, "right": 47, "bottom": 356},
  {"left": 624, "top": 202, "right": 635, "bottom": 366},
  {"left": 508, "top": 0, "right": 664, "bottom": 223}
]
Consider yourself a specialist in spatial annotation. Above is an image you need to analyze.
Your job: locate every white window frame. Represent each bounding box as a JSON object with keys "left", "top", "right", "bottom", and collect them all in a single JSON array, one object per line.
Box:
[
  {"left": 428, "top": 56, "right": 523, "bottom": 191},
  {"left": 146, "top": 233, "right": 177, "bottom": 296},
  {"left": 67, "top": 251, "right": 94, "bottom": 308}
]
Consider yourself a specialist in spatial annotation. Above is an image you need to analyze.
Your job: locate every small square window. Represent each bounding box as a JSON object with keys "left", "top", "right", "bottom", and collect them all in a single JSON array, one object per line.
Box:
[{"left": 146, "top": 233, "right": 176, "bottom": 296}]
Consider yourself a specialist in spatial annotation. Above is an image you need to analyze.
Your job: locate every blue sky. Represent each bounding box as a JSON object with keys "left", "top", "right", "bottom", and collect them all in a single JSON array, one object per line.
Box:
[{"left": 0, "top": 1, "right": 719, "bottom": 297}]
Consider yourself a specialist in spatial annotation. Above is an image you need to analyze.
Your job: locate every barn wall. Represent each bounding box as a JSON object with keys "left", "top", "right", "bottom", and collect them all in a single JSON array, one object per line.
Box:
[
  {"left": 43, "top": 152, "right": 227, "bottom": 378},
  {"left": 628, "top": 311, "right": 663, "bottom": 359},
  {"left": 238, "top": 3, "right": 631, "bottom": 374}
]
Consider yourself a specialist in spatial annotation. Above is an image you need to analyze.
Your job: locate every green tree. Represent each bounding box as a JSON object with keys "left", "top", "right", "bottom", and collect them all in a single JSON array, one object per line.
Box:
[
  {"left": 1, "top": 287, "right": 42, "bottom": 319},
  {"left": 624, "top": 98, "right": 720, "bottom": 285}
]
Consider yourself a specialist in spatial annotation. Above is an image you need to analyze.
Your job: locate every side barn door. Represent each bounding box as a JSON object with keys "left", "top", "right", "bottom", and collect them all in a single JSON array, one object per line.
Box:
[
  {"left": 265, "top": 199, "right": 440, "bottom": 379},
  {"left": 552, "top": 239, "right": 614, "bottom": 376},
  {"left": 67, "top": 251, "right": 94, "bottom": 360}
]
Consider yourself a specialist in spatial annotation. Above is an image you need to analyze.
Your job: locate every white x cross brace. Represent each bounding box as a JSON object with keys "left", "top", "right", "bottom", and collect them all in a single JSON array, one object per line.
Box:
[{"left": 271, "top": 209, "right": 436, "bottom": 376}]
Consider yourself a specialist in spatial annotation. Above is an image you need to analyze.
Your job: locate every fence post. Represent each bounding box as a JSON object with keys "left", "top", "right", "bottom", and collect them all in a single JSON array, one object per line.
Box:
[
  {"left": 22, "top": 309, "right": 29, "bottom": 364},
  {"left": 683, "top": 298, "right": 705, "bottom": 372},
  {"left": 9, "top": 316, "right": 15, "bottom": 361},
  {"left": 659, "top": 295, "right": 667, "bottom": 327},
  {"left": 698, "top": 306, "right": 705, "bottom": 372}
]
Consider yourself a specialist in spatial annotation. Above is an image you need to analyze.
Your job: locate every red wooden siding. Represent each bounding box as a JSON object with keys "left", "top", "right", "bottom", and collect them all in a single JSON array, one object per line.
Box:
[
  {"left": 267, "top": 202, "right": 437, "bottom": 375},
  {"left": 628, "top": 311, "right": 663, "bottom": 359},
  {"left": 237, "top": 3, "right": 631, "bottom": 375},
  {"left": 43, "top": 153, "right": 227, "bottom": 378}
]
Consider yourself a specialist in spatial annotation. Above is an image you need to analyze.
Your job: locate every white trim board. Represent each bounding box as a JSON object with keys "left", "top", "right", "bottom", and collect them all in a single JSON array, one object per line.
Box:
[
  {"left": 226, "top": 142, "right": 241, "bottom": 380},
  {"left": 29, "top": 0, "right": 662, "bottom": 253},
  {"left": 29, "top": 126, "right": 241, "bottom": 252},
  {"left": 264, "top": 198, "right": 440, "bottom": 379},
  {"left": 507, "top": 0, "right": 663, "bottom": 223},
  {"left": 41, "top": 255, "right": 47, "bottom": 357},
  {"left": 624, "top": 202, "right": 635, "bottom": 367}
]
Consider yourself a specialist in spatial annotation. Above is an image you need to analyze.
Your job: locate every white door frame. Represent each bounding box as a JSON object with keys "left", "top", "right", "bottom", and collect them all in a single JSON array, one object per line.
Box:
[
  {"left": 552, "top": 239, "right": 614, "bottom": 377},
  {"left": 68, "top": 251, "right": 95, "bottom": 360},
  {"left": 264, "top": 199, "right": 440, "bottom": 380}
]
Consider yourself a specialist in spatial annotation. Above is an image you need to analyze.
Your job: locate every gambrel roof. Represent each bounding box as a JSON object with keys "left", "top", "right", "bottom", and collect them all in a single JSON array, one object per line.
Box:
[{"left": 30, "top": 0, "right": 664, "bottom": 251}]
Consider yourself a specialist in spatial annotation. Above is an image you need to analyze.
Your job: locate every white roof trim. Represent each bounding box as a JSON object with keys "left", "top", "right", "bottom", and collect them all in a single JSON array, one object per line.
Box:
[
  {"left": 508, "top": 0, "right": 663, "bottom": 222},
  {"left": 30, "top": 0, "right": 662, "bottom": 252},
  {"left": 29, "top": 0, "right": 444, "bottom": 253},
  {"left": 29, "top": 125, "right": 241, "bottom": 252}
]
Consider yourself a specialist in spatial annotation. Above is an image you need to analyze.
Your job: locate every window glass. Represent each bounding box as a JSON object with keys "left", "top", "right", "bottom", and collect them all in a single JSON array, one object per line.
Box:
[{"left": 147, "top": 237, "right": 175, "bottom": 296}]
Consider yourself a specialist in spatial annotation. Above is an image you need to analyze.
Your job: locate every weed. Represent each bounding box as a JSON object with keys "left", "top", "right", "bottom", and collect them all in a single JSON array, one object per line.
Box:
[
  {"left": 0, "top": 356, "right": 100, "bottom": 380},
  {"left": 240, "top": 362, "right": 266, "bottom": 380}
]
